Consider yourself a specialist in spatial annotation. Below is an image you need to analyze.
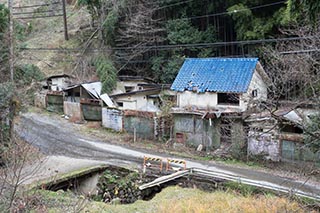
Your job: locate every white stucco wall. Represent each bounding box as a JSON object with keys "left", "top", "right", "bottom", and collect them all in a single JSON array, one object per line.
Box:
[
  {"left": 244, "top": 69, "right": 268, "bottom": 103},
  {"left": 114, "top": 94, "right": 160, "bottom": 112},
  {"left": 178, "top": 91, "right": 217, "bottom": 109},
  {"left": 51, "top": 77, "right": 70, "bottom": 91},
  {"left": 111, "top": 80, "right": 147, "bottom": 95},
  {"left": 177, "top": 91, "right": 248, "bottom": 111}
]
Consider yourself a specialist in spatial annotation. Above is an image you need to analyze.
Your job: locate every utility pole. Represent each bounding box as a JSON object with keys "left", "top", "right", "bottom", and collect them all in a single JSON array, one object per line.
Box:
[
  {"left": 8, "top": 0, "right": 14, "bottom": 82},
  {"left": 61, "top": 0, "right": 69, "bottom": 40}
]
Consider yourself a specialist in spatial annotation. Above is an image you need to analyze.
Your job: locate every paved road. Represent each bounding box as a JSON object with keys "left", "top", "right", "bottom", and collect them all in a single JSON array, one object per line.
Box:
[{"left": 16, "top": 113, "right": 320, "bottom": 199}]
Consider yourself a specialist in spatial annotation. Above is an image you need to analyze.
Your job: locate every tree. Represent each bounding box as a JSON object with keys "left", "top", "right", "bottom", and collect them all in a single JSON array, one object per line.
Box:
[
  {"left": 93, "top": 55, "right": 117, "bottom": 94},
  {"left": 113, "top": 0, "right": 165, "bottom": 75},
  {"left": 0, "top": 4, "right": 9, "bottom": 81},
  {"left": 262, "top": 16, "right": 320, "bottom": 159}
]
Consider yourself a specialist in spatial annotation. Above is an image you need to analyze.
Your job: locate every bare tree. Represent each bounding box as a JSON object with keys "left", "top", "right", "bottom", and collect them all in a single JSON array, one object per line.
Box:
[
  {"left": 263, "top": 19, "right": 320, "bottom": 105},
  {"left": 0, "top": 134, "right": 43, "bottom": 212},
  {"left": 114, "top": 0, "right": 165, "bottom": 74}
]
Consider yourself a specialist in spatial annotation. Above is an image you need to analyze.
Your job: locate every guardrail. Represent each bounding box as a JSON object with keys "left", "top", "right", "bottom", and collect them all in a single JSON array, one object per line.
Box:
[{"left": 139, "top": 167, "right": 320, "bottom": 201}]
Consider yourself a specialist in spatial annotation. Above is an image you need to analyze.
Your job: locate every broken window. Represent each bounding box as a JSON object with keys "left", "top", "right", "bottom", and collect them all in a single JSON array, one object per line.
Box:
[
  {"left": 280, "top": 123, "right": 303, "bottom": 134},
  {"left": 220, "top": 118, "right": 232, "bottom": 143},
  {"left": 217, "top": 93, "right": 239, "bottom": 105},
  {"left": 117, "top": 102, "right": 124, "bottom": 107}
]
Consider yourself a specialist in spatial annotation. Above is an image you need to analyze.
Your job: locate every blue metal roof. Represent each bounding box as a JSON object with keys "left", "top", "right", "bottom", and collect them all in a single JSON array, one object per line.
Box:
[{"left": 171, "top": 58, "right": 259, "bottom": 93}]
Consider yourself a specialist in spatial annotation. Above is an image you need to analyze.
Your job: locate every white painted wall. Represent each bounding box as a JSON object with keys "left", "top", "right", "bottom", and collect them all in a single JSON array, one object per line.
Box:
[
  {"left": 243, "top": 70, "right": 268, "bottom": 104},
  {"left": 111, "top": 80, "right": 147, "bottom": 95},
  {"left": 102, "top": 108, "right": 123, "bottom": 131},
  {"left": 178, "top": 91, "right": 217, "bottom": 109},
  {"left": 114, "top": 94, "right": 160, "bottom": 112}
]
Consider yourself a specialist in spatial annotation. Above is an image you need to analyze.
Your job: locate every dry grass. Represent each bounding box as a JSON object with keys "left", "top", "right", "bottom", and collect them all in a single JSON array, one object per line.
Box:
[
  {"left": 157, "top": 188, "right": 305, "bottom": 213},
  {"left": 82, "top": 186, "right": 311, "bottom": 213}
]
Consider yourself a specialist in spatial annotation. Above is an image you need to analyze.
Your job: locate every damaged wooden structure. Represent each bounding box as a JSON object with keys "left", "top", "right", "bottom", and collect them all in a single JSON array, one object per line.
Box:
[
  {"left": 64, "top": 82, "right": 114, "bottom": 121},
  {"left": 245, "top": 107, "right": 320, "bottom": 163}
]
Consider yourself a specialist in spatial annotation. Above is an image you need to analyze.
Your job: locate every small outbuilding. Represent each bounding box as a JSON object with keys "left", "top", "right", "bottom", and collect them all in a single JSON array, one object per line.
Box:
[{"left": 47, "top": 74, "right": 73, "bottom": 91}]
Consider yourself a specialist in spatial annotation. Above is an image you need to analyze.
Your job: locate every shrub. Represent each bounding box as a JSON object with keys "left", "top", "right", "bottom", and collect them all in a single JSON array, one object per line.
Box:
[{"left": 14, "top": 64, "right": 44, "bottom": 85}]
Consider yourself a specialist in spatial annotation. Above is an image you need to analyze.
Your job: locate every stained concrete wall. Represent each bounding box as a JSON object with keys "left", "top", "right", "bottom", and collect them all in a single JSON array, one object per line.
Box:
[
  {"left": 173, "top": 114, "right": 220, "bottom": 150},
  {"left": 247, "top": 131, "right": 280, "bottom": 161},
  {"left": 102, "top": 108, "right": 123, "bottom": 131},
  {"left": 64, "top": 101, "right": 82, "bottom": 121}
]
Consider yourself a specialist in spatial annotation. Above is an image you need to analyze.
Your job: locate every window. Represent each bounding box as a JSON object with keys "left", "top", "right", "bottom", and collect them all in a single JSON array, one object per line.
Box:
[
  {"left": 217, "top": 93, "right": 239, "bottom": 105},
  {"left": 117, "top": 102, "right": 124, "bottom": 107},
  {"left": 252, "top": 89, "right": 258, "bottom": 97},
  {"left": 125, "top": 86, "right": 134, "bottom": 93},
  {"left": 280, "top": 124, "right": 303, "bottom": 134}
]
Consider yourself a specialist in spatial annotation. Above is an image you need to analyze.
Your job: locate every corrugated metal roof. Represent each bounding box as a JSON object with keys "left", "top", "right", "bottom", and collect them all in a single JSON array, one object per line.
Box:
[{"left": 171, "top": 58, "right": 259, "bottom": 93}]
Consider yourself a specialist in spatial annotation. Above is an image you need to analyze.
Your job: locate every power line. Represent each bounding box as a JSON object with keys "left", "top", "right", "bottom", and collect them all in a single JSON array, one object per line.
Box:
[
  {"left": 154, "top": 0, "right": 197, "bottom": 10},
  {"left": 280, "top": 49, "right": 320, "bottom": 54},
  {"left": 119, "top": 0, "right": 197, "bottom": 10},
  {"left": 116, "top": 0, "right": 197, "bottom": 19},
  {"left": 159, "top": 0, "right": 286, "bottom": 23},
  {"left": 13, "top": 9, "right": 63, "bottom": 15},
  {"left": 14, "top": 14, "right": 64, "bottom": 20},
  {"left": 115, "top": 0, "right": 285, "bottom": 22},
  {"left": 112, "top": 36, "right": 317, "bottom": 51},
  {"left": 18, "top": 36, "right": 318, "bottom": 52},
  {"left": 12, "top": 2, "right": 60, "bottom": 9}
]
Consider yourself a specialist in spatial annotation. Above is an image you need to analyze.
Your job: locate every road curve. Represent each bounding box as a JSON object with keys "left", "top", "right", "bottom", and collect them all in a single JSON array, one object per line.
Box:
[{"left": 16, "top": 113, "right": 320, "bottom": 200}]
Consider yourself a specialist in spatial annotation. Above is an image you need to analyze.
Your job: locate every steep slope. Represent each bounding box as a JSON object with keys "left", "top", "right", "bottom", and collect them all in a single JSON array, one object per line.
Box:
[{"left": 1, "top": 0, "right": 97, "bottom": 78}]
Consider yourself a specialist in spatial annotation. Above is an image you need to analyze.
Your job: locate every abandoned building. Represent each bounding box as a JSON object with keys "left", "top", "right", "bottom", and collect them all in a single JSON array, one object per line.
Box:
[
  {"left": 111, "top": 75, "right": 157, "bottom": 95},
  {"left": 170, "top": 58, "right": 269, "bottom": 151},
  {"left": 42, "top": 74, "right": 74, "bottom": 113},
  {"left": 246, "top": 108, "right": 320, "bottom": 163},
  {"left": 46, "top": 74, "right": 73, "bottom": 91},
  {"left": 63, "top": 81, "right": 114, "bottom": 121},
  {"left": 102, "top": 84, "right": 175, "bottom": 139}
]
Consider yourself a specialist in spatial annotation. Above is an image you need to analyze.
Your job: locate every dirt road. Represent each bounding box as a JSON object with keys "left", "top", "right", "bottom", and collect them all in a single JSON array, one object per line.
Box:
[{"left": 16, "top": 112, "right": 320, "bottom": 199}]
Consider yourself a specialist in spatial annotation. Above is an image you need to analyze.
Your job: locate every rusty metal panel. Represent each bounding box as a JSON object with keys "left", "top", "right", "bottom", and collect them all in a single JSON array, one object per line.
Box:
[
  {"left": 124, "top": 116, "right": 154, "bottom": 139},
  {"left": 46, "top": 94, "right": 63, "bottom": 113},
  {"left": 81, "top": 103, "right": 102, "bottom": 121}
]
